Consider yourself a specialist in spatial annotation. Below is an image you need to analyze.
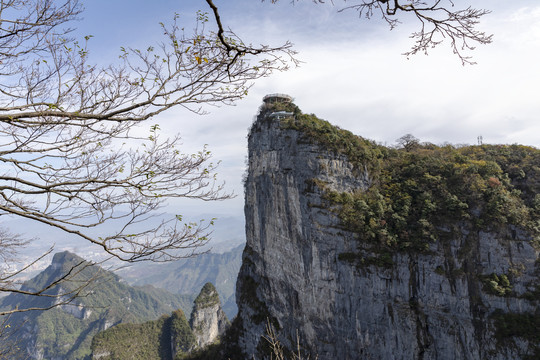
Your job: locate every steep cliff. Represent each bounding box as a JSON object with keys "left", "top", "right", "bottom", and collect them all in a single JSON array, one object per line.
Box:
[{"left": 233, "top": 96, "right": 540, "bottom": 359}]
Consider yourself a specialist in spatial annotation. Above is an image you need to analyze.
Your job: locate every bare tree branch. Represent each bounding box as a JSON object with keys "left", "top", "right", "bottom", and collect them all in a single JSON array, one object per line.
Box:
[
  {"left": 206, "top": 0, "right": 298, "bottom": 73},
  {"left": 343, "top": 0, "right": 492, "bottom": 64},
  {"left": 270, "top": 0, "right": 492, "bottom": 64},
  {"left": 0, "top": 314, "right": 27, "bottom": 359},
  {"left": 0, "top": 0, "right": 298, "bottom": 322}
]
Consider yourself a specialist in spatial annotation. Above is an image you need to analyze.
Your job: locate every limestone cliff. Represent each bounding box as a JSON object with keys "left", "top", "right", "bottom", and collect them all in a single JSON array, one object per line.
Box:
[
  {"left": 190, "top": 282, "right": 230, "bottom": 348},
  {"left": 233, "top": 96, "right": 540, "bottom": 359}
]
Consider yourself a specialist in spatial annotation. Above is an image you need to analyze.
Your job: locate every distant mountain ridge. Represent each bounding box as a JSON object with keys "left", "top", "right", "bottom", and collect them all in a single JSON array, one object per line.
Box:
[
  {"left": 1, "top": 251, "right": 194, "bottom": 360},
  {"left": 120, "top": 244, "right": 243, "bottom": 318}
]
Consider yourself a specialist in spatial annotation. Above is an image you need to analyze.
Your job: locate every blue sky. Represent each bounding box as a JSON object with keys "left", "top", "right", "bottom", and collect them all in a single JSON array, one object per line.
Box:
[{"left": 10, "top": 0, "right": 540, "bottom": 262}]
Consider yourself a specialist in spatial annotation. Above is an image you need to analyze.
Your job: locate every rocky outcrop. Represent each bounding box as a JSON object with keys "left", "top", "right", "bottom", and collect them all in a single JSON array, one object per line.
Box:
[
  {"left": 233, "top": 97, "right": 540, "bottom": 359},
  {"left": 190, "top": 282, "right": 230, "bottom": 348},
  {"left": 91, "top": 282, "right": 228, "bottom": 359}
]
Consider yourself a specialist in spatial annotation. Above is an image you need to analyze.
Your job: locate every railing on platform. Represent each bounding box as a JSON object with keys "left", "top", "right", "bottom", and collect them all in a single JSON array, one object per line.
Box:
[{"left": 262, "top": 93, "right": 293, "bottom": 103}]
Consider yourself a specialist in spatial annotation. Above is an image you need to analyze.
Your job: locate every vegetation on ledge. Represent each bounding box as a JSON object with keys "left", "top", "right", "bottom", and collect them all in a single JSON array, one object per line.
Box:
[
  {"left": 281, "top": 113, "right": 385, "bottom": 177},
  {"left": 193, "top": 283, "right": 220, "bottom": 309},
  {"left": 481, "top": 273, "right": 513, "bottom": 296},
  {"left": 277, "top": 109, "right": 540, "bottom": 259}
]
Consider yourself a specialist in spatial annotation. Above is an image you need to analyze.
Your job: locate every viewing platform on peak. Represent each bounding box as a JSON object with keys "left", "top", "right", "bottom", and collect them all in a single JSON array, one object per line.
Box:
[{"left": 262, "top": 93, "right": 293, "bottom": 104}]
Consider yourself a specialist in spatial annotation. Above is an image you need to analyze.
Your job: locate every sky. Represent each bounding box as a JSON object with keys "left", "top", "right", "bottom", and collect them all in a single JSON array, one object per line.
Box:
[{"left": 7, "top": 0, "right": 540, "bottom": 265}]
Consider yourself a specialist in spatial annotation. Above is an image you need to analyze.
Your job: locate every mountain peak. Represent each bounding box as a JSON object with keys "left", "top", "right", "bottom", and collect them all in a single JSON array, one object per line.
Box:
[
  {"left": 51, "top": 250, "right": 86, "bottom": 267},
  {"left": 193, "top": 282, "right": 219, "bottom": 308},
  {"left": 190, "top": 282, "right": 229, "bottom": 348}
]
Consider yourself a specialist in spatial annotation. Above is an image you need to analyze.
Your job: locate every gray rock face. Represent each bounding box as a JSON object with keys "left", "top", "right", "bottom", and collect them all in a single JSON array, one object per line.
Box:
[
  {"left": 190, "top": 282, "right": 230, "bottom": 348},
  {"left": 234, "top": 105, "right": 539, "bottom": 359}
]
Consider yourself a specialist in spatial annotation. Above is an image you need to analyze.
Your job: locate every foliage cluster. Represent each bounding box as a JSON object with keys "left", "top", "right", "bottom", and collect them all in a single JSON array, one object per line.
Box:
[
  {"left": 280, "top": 112, "right": 540, "bottom": 260},
  {"left": 332, "top": 146, "right": 537, "bottom": 253},
  {"left": 193, "top": 283, "right": 220, "bottom": 309},
  {"left": 91, "top": 314, "right": 173, "bottom": 359},
  {"left": 171, "top": 310, "right": 198, "bottom": 359},
  {"left": 481, "top": 273, "right": 513, "bottom": 297},
  {"left": 282, "top": 115, "right": 540, "bottom": 251}
]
